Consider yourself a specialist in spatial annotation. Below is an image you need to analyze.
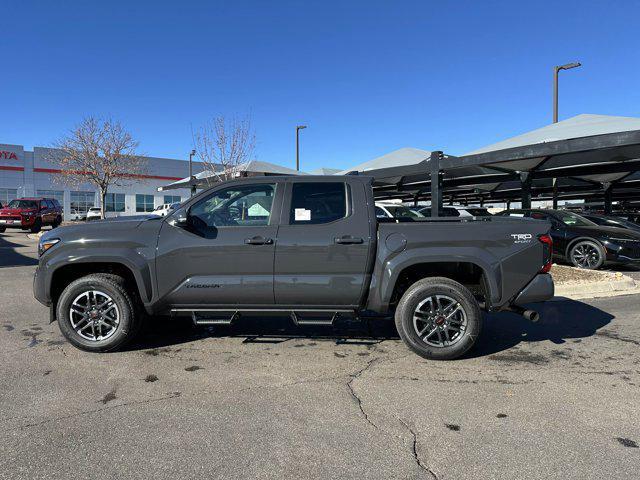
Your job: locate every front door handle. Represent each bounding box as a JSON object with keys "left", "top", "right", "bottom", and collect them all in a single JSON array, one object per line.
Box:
[
  {"left": 245, "top": 236, "right": 273, "bottom": 245},
  {"left": 334, "top": 236, "right": 364, "bottom": 245}
]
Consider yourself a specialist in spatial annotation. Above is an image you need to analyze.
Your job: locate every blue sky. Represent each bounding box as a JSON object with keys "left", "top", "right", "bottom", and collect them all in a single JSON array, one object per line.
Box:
[{"left": 2, "top": 0, "right": 639, "bottom": 172}]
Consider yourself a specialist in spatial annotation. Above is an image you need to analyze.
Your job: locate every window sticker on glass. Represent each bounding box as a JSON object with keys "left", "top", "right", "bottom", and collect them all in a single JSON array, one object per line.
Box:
[
  {"left": 248, "top": 203, "right": 269, "bottom": 217},
  {"left": 294, "top": 208, "right": 311, "bottom": 221}
]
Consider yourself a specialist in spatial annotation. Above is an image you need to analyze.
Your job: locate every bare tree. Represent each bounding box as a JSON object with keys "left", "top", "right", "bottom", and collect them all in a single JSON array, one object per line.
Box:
[
  {"left": 52, "top": 117, "right": 147, "bottom": 218},
  {"left": 192, "top": 115, "right": 256, "bottom": 185}
]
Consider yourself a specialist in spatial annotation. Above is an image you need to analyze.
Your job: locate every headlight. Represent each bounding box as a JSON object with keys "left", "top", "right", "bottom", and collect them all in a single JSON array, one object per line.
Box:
[
  {"left": 38, "top": 238, "right": 60, "bottom": 256},
  {"left": 22, "top": 211, "right": 34, "bottom": 216}
]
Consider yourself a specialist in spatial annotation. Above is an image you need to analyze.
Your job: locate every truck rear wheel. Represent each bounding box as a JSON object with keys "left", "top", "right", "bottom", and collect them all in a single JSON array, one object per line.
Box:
[
  {"left": 56, "top": 274, "right": 141, "bottom": 352},
  {"left": 395, "top": 277, "right": 482, "bottom": 360}
]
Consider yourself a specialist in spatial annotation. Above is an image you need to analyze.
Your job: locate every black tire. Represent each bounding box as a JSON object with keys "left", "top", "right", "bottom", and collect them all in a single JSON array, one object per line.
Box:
[
  {"left": 394, "top": 277, "right": 482, "bottom": 360},
  {"left": 30, "top": 219, "right": 42, "bottom": 233},
  {"left": 0, "top": 226, "right": 5, "bottom": 233},
  {"left": 569, "top": 240, "right": 605, "bottom": 270},
  {"left": 56, "top": 274, "right": 141, "bottom": 352},
  {"left": 52, "top": 216, "right": 62, "bottom": 228}
]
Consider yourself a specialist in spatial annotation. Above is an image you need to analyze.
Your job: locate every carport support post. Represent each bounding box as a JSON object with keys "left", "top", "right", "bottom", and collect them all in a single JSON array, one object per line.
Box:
[
  {"left": 603, "top": 182, "right": 613, "bottom": 214},
  {"left": 520, "top": 172, "right": 532, "bottom": 209},
  {"left": 430, "top": 151, "right": 443, "bottom": 217},
  {"left": 552, "top": 178, "right": 559, "bottom": 209}
]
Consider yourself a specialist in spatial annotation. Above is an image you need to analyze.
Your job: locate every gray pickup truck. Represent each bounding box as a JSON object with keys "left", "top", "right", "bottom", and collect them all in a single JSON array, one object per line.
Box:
[{"left": 33, "top": 176, "right": 554, "bottom": 360}]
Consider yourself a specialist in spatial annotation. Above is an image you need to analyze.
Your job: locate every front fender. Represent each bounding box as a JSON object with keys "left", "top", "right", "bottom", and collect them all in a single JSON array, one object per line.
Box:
[{"left": 38, "top": 246, "right": 155, "bottom": 305}]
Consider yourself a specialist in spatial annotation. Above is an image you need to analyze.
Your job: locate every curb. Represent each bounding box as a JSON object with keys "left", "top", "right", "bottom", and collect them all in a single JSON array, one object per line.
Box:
[{"left": 554, "top": 278, "right": 640, "bottom": 300}]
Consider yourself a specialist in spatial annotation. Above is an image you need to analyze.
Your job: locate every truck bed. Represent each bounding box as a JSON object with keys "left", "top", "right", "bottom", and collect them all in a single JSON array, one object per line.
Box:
[{"left": 365, "top": 216, "right": 551, "bottom": 312}]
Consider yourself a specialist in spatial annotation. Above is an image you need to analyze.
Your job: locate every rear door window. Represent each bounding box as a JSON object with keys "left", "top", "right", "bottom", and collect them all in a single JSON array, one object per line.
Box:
[{"left": 289, "top": 182, "right": 348, "bottom": 225}]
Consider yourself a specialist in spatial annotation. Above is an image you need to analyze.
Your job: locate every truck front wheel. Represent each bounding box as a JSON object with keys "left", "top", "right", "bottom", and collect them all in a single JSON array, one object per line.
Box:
[
  {"left": 56, "top": 274, "right": 141, "bottom": 352},
  {"left": 395, "top": 277, "right": 482, "bottom": 360}
]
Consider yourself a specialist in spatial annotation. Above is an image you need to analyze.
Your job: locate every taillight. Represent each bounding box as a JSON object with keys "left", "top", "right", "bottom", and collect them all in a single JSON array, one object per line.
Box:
[{"left": 538, "top": 234, "right": 553, "bottom": 273}]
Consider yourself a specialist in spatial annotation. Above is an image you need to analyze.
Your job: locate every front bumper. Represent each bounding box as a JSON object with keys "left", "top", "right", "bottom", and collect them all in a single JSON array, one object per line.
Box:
[
  {"left": 0, "top": 216, "right": 36, "bottom": 228},
  {"left": 603, "top": 241, "right": 640, "bottom": 265},
  {"left": 512, "top": 273, "right": 554, "bottom": 307},
  {"left": 33, "top": 264, "right": 51, "bottom": 307}
]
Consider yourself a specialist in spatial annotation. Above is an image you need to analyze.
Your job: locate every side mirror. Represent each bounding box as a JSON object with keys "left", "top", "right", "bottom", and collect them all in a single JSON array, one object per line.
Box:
[
  {"left": 170, "top": 214, "right": 188, "bottom": 228},
  {"left": 169, "top": 208, "right": 189, "bottom": 227}
]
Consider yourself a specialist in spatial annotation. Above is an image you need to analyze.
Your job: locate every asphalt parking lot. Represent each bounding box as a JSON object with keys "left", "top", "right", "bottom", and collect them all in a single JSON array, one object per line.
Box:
[{"left": 1, "top": 230, "right": 638, "bottom": 480}]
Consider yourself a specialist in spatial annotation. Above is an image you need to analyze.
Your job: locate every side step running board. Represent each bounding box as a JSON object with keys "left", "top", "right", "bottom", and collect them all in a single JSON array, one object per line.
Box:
[
  {"left": 172, "top": 308, "right": 356, "bottom": 327},
  {"left": 290, "top": 311, "right": 343, "bottom": 326},
  {"left": 191, "top": 311, "right": 241, "bottom": 326}
]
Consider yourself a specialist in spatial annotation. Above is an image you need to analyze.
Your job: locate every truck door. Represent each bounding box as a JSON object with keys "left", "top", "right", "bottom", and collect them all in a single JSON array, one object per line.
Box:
[
  {"left": 155, "top": 181, "right": 283, "bottom": 307},
  {"left": 274, "top": 180, "right": 372, "bottom": 307}
]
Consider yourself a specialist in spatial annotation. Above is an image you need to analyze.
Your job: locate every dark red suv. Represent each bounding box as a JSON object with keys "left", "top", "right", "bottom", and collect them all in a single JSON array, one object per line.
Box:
[{"left": 0, "top": 197, "right": 63, "bottom": 233}]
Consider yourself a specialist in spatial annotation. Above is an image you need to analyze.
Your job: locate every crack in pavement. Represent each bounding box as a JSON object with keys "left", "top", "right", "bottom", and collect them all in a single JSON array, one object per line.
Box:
[
  {"left": 346, "top": 357, "right": 382, "bottom": 430},
  {"left": 400, "top": 419, "right": 439, "bottom": 480},
  {"left": 6, "top": 392, "right": 182, "bottom": 431},
  {"left": 346, "top": 353, "right": 440, "bottom": 479}
]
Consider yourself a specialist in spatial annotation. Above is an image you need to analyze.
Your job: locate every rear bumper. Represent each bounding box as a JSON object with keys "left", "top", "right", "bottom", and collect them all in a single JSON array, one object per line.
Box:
[{"left": 512, "top": 273, "right": 554, "bottom": 307}]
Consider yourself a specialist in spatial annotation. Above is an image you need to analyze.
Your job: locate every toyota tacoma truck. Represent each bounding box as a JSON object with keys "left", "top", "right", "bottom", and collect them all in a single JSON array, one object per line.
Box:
[{"left": 33, "top": 176, "right": 554, "bottom": 360}]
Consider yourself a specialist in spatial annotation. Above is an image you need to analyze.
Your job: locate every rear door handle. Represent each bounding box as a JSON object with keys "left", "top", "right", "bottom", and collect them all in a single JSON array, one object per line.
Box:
[
  {"left": 334, "top": 236, "right": 364, "bottom": 245},
  {"left": 245, "top": 236, "right": 273, "bottom": 245}
]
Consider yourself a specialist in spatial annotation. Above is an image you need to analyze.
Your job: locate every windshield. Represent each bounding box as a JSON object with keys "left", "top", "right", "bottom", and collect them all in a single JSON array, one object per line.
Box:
[
  {"left": 7, "top": 200, "right": 38, "bottom": 209},
  {"left": 555, "top": 211, "right": 596, "bottom": 227},
  {"left": 385, "top": 206, "right": 423, "bottom": 218}
]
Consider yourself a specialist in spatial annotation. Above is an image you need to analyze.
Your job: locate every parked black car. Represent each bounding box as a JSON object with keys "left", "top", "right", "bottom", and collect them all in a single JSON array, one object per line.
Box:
[
  {"left": 579, "top": 213, "right": 640, "bottom": 233},
  {"left": 496, "top": 209, "right": 640, "bottom": 269}
]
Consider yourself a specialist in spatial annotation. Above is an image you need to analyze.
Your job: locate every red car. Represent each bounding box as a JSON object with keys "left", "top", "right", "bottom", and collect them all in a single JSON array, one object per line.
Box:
[{"left": 0, "top": 197, "right": 63, "bottom": 233}]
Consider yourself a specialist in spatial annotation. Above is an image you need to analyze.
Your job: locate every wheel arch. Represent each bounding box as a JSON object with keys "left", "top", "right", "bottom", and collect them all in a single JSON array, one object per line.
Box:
[
  {"left": 565, "top": 236, "right": 604, "bottom": 258},
  {"left": 49, "top": 260, "right": 148, "bottom": 318},
  {"left": 368, "top": 255, "right": 496, "bottom": 314}
]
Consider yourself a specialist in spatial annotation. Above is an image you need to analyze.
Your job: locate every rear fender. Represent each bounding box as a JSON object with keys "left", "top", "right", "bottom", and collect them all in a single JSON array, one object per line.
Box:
[{"left": 368, "top": 247, "right": 501, "bottom": 313}]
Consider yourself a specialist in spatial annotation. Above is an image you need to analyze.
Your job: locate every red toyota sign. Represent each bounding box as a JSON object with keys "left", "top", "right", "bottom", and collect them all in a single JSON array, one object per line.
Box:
[{"left": 0, "top": 151, "right": 18, "bottom": 160}]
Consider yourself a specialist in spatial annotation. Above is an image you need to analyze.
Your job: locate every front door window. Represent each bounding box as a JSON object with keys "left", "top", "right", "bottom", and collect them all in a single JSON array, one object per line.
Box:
[{"left": 188, "top": 184, "right": 276, "bottom": 235}]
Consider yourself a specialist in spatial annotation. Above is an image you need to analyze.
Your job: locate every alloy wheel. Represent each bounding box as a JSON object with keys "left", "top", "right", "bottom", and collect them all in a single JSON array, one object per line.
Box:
[
  {"left": 412, "top": 294, "right": 467, "bottom": 348},
  {"left": 69, "top": 290, "right": 120, "bottom": 341},
  {"left": 571, "top": 243, "right": 601, "bottom": 269}
]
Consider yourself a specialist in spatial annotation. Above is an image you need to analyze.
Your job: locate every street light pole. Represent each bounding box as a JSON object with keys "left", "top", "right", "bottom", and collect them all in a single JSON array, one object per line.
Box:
[
  {"left": 189, "top": 149, "right": 196, "bottom": 197},
  {"left": 553, "top": 62, "right": 581, "bottom": 124},
  {"left": 552, "top": 62, "right": 581, "bottom": 208},
  {"left": 296, "top": 125, "right": 307, "bottom": 171}
]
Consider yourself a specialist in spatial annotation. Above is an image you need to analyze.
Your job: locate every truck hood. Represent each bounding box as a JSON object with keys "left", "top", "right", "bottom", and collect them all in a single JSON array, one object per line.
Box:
[
  {"left": 40, "top": 215, "right": 162, "bottom": 243},
  {"left": 0, "top": 208, "right": 36, "bottom": 215}
]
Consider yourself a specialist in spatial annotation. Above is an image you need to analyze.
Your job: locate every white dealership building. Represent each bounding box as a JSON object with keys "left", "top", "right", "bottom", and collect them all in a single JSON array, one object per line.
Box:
[{"left": 0, "top": 143, "right": 200, "bottom": 218}]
